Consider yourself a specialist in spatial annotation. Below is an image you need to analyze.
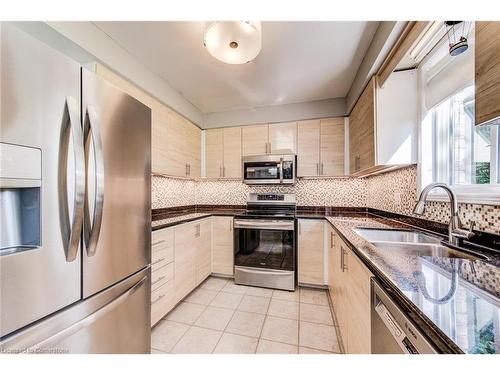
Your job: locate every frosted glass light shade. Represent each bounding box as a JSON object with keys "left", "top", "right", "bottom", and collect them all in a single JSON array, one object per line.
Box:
[{"left": 204, "top": 21, "right": 262, "bottom": 64}]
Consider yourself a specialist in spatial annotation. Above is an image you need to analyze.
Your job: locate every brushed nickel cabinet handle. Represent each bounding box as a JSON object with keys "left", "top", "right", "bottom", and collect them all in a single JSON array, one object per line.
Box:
[
  {"left": 151, "top": 294, "right": 166, "bottom": 305},
  {"left": 223, "top": 166, "right": 226, "bottom": 178},
  {"left": 152, "top": 239, "right": 166, "bottom": 246},
  {"left": 152, "top": 275, "right": 166, "bottom": 286},
  {"left": 321, "top": 163, "right": 324, "bottom": 175},
  {"left": 152, "top": 257, "right": 166, "bottom": 266},
  {"left": 340, "top": 246, "right": 344, "bottom": 272},
  {"left": 342, "top": 248, "right": 348, "bottom": 271}
]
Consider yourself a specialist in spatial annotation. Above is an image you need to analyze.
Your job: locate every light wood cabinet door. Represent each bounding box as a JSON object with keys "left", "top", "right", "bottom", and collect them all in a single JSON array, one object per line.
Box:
[
  {"left": 151, "top": 105, "right": 170, "bottom": 175},
  {"left": 174, "top": 223, "right": 197, "bottom": 301},
  {"left": 298, "top": 219, "right": 324, "bottom": 285},
  {"left": 151, "top": 279, "right": 174, "bottom": 327},
  {"left": 242, "top": 124, "right": 269, "bottom": 156},
  {"left": 320, "top": 118, "right": 345, "bottom": 176},
  {"left": 195, "top": 219, "right": 212, "bottom": 285},
  {"left": 331, "top": 232, "right": 348, "bottom": 346},
  {"left": 205, "top": 129, "right": 224, "bottom": 178},
  {"left": 268, "top": 122, "right": 297, "bottom": 154},
  {"left": 297, "top": 120, "right": 321, "bottom": 176},
  {"left": 212, "top": 216, "right": 234, "bottom": 275},
  {"left": 346, "top": 247, "right": 372, "bottom": 354},
  {"left": 349, "top": 78, "right": 375, "bottom": 174},
  {"left": 185, "top": 119, "right": 201, "bottom": 179},
  {"left": 475, "top": 21, "right": 500, "bottom": 126},
  {"left": 223, "top": 127, "right": 242, "bottom": 178},
  {"left": 165, "top": 112, "right": 190, "bottom": 177}
]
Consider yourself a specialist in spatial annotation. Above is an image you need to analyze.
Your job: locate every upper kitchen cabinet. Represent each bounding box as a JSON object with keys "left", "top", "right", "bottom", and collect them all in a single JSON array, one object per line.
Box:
[
  {"left": 204, "top": 127, "right": 242, "bottom": 179},
  {"left": 161, "top": 110, "right": 201, "bottom": 179},
  {"left": 93, "top": 63, "right": 201, "bottom": 179},
  {"left": 241, "top": 122, "right": 297, "bottom": 156},
  {"left": 297, "top": 118, "right": 345, "bottom": 177},
  {"left": 223, "top": 127, "right": 242, "bottom": 178},
  {"left": 475, "top": 21, "right": 500, "bottom": 126},
  {"left": 349, "top": 70, "right": 418, "bottom": 175},
  {"left": 205, "top": 128, "right": 224, "bottom": 178},
  {"left": 242, "top": 124, "right": 269, "bottom": 156},
  {"left": 320, "top": 118, "right": 345, "bottom": 176},
  {"left": 268, "top": 122, "right": 297, "bottom": 154}
]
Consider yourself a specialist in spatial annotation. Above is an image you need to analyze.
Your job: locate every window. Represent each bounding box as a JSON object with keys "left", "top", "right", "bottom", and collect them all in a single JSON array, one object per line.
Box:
[
  {"left": 421, "top": 86, "right": 500, "bottom": 189},
  {"left": 418, "top": 27, "right": 500, "bottom": 204}
]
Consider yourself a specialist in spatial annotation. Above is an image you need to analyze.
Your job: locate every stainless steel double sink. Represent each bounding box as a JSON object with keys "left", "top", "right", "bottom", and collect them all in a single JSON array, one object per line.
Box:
[{"left": 353, "top": 228, "right": 487, "bottom": 261}]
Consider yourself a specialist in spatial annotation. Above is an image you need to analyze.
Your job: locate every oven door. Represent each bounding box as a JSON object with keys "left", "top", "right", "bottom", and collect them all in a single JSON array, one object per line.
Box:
[{"left": 234, "top": 219, "right": 295, "bottom": 271}]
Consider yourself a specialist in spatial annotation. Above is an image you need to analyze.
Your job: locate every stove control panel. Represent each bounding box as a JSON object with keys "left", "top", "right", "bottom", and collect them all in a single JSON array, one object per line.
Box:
[{"left": 257, "top": 194, "right": 284, "bottom": 201}]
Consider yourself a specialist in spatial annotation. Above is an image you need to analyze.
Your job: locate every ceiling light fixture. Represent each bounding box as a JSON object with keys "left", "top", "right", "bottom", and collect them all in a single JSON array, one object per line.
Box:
[{"left": 204, "top": 21, "right": 262, "bottom": 64}]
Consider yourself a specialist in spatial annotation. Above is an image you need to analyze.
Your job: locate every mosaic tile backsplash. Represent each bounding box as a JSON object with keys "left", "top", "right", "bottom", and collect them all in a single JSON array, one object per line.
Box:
[
  {"left": 365, "top": 165, "right": 500, "bottom": 235},
  {"left": 152, "top": 165, "right": 500, "bottom": 235}
]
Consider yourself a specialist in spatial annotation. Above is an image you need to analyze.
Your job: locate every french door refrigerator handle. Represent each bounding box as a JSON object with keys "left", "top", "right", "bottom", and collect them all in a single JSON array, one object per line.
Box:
[
  {"left": 59, "top": 96, "right": 85, "bottom": 262},
  {"left": 84, "top": 105, "right": 105, "bottom": 257}
]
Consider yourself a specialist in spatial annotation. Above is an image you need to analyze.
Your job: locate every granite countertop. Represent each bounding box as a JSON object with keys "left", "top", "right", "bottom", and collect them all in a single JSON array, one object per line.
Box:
[
  {"left": 152, "top": 209, "right": 245, "bottom": 231},
  {"left": 151, "top": 206, "right": 500, "bottom": 353},
  {"left": 326, "top": 215, "right": 500, "bottom": 354}
]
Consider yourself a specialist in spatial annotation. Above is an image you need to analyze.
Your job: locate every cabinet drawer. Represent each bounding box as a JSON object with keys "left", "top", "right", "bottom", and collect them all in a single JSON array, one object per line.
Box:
[
  {"left": 151, "top": 280, "right": 174, "bottom": 326},
  {"left": 152, "top": 246, "right": 173, "bottom": 270},
  {"left": 152, "top": 262, "right": 174, "bottom": 291},
  {"left": 152, "top": 228, "right": 174, "bottom": 249}
]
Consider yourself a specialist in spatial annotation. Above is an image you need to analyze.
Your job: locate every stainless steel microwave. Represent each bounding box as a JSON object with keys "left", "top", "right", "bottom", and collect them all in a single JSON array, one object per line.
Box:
[{"left": 242, "top": 154, "right": 296, "bottom": 185}]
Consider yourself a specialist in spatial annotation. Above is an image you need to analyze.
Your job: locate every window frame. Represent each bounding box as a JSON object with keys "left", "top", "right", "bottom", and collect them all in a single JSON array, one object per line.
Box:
[{"left": 417, "top": 76, "right": 500, "bottom": 205}]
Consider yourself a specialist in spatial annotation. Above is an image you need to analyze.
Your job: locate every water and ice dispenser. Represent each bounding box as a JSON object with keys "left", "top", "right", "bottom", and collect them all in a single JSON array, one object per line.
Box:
[{"left": 0, "top": 143, "right": 41, "bottom": 255}]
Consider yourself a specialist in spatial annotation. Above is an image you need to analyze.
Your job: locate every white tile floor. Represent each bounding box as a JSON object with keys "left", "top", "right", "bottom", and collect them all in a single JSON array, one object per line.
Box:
[{"left": 151, "top": 277, "right": 343, "bottom": 354}]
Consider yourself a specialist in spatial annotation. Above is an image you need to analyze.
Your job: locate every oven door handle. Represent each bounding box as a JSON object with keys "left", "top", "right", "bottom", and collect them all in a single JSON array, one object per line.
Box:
[
  {"left": 279, "top": 157, "right": 283, "bottom": 184},
  {"left": 233, "top": 220, "right": 295, "bottom": 231},
  {"left": 236, "top": 267, "right": 293, "bottom": 277}
]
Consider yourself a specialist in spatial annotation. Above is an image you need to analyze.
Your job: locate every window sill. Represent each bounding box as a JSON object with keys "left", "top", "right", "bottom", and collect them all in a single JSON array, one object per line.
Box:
[{"left": 424, "top": 185, "right": 500, "bottom": 205}]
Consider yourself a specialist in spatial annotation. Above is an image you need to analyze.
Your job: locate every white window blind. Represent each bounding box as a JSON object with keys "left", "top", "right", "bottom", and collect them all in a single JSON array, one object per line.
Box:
[{"left": 422, "top": 30, "right": 475, "bottom": 110}]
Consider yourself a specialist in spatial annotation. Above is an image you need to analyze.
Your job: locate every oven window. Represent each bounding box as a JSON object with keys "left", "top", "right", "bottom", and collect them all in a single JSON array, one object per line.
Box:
[
  {"left": 235, "top": 228, "right": 294, "bottom": 271},
  {"left": 244, "top": 163, "right": 280, "bottom": 180}
]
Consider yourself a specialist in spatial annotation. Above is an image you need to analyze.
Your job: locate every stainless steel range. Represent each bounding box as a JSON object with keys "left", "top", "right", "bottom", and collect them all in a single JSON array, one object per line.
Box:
[{"left": 233, "top": 193, "right": 296, "bottom": 291}]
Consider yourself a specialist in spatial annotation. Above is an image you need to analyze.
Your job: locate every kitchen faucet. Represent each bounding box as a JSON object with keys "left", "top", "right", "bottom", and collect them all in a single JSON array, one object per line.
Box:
[{"left": 413, "top": 182, "right": 475, "bottom": 246}]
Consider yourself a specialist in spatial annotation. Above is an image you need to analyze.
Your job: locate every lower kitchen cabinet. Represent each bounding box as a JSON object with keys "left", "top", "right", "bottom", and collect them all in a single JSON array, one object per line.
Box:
[
  {"left": 174, "top": 222, "right": 197, "bottom": 302},
  {"left": 298, "top": 219, "right": 325, "bottom": 285},
  {"left": 151, "top": 227, "right": 175, "bottom": 326},
  {"left": 150, "top": 217, "right": 213, "bottom": 327},
  {"left": 195, "top": 219, "right": 212, "bottom": 284},
  {"left": 328, "top": 227, "right": 373, "bottom": 353},
  {"left": 212, "top": 216, "right": 234, "bottom": 275}
]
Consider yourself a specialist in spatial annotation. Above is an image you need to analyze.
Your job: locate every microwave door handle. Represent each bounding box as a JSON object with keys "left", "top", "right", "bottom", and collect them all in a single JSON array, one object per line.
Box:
[
  {"left": 59, "top": 96, "right": 85, "bottom": 262},
  {"left": 84, "top": 105, "right": 105, "bottom": 257},
  {"left": 279, "top": 158, "right": 283, "bottom": 183}
]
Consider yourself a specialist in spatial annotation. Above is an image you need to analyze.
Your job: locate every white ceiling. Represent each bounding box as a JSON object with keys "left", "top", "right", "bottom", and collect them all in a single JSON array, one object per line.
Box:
[{"left": 94, "top": 21, "right": 379, "bottom": 114}]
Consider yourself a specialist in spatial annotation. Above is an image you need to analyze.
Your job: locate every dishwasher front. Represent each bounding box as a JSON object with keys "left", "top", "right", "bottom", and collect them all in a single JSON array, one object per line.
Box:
[{"left": 371, "top": 279, "right": 438, "bottom": 354}]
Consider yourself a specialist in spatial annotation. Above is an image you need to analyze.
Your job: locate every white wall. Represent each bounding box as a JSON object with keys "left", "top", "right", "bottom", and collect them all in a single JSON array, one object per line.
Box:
[{"left": 13, "top": 21, "right": 204, "bottom": 126}]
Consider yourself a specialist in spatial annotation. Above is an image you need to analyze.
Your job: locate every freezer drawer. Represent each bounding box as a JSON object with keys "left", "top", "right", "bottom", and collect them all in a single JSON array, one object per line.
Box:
[{"left": 0, "top": 267, "right": 151, "bottom": 354}]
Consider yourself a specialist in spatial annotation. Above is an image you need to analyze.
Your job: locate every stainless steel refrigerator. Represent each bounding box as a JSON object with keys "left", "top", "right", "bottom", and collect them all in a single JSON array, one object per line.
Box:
[{"left": 0, "top": 23, "right": 151, "bottom": 353}]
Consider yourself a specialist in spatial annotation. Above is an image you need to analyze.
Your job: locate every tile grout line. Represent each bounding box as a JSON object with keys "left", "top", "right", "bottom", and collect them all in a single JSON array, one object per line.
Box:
[
  {"left": 254, "top": 286, "right": 275, "bottom": 354},
  {"left": 167, "top": 277, "right": 227, "bottom": 353},
  {"left": 211, "top": 283, "right": 240, "bottom": 353}
]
